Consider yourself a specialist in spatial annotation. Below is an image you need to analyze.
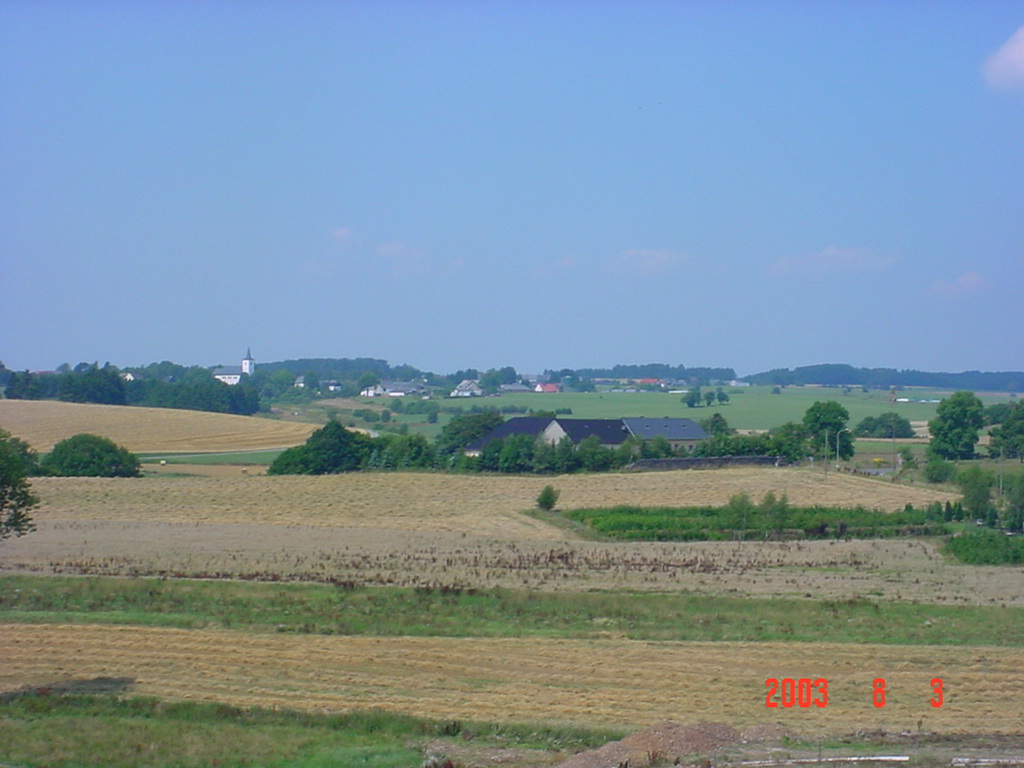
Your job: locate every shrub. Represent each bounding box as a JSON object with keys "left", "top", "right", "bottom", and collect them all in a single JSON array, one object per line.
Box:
[
  {"left": 923, "top": 455, "right": 956, "bottom": 483},
  {"left": 42, "top": 434, "right": 140, "bottom": 478},
  {"left": 536, "top": 485, "right": 560, "bottom": 511}
]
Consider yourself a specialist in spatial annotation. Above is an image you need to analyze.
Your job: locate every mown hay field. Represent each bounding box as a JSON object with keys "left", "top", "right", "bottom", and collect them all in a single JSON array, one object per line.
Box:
[
  {"left": 5, "top": 468, "right": 1019, "bottom": 605},
  {"left": 0, "top": 399, "right": 316, "bottom": 453},
  {"left": 25, "top": 466, "right": 960, "bottom": 528},
  {"left": 3, "top": 624, "right": 1021, "bottom": 735}
]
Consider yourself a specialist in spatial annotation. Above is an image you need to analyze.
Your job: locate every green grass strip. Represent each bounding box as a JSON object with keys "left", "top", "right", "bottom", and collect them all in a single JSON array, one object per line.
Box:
[
  {"left": 0, "top": 693, "right": 620, "bottom": 768},
  {"left": 2, "top": 576, "right": 1021, "bottom": 646}
]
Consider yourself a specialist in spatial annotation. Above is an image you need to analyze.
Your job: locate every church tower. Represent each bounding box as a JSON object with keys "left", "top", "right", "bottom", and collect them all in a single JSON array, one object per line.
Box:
[{"left": 241, "top": 347, "right": 255, "bottom": 376}]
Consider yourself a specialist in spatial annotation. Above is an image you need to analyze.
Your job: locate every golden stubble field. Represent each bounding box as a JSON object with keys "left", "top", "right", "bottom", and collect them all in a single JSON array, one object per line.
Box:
[
  {"left": 3, "top": 624, "right": 1022, "bottom": 735},
  {"left": 0, "top": 399, "right": 317, "bottom": 453},
  {"left": 4, "top": 463, "right": 1023, "bottom": 741},
  {"left": 3, "top": 468, "right": 1018, "bottom": 605}
]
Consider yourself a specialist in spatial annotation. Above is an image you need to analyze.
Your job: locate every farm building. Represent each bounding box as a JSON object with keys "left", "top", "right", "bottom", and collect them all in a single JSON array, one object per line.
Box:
[
  {"left": 464, "top": 416, "right": 707, "bottom": 456},
  {"left": 361, "top": 381, "right": 430, "bottom": 397},
  {"left": 622, "top": 417, "right": 707, "bottom": 451},
  {"left": 450, "top": 380, "right": 485, "bottom": 397}
]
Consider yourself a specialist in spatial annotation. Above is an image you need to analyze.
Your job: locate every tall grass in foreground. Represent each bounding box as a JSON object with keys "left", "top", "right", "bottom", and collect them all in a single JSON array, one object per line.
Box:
[{"left": 2, "top": 576, "right": 1022, "bottom": 645}]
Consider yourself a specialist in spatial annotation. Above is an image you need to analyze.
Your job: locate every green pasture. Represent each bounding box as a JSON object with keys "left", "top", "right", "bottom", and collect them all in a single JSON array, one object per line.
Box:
[{"left": 422, "top": 386, "right": 957, "bottom": 432}]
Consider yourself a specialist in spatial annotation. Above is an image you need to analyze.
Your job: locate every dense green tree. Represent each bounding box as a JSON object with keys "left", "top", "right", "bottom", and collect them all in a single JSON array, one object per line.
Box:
[
  {"left": 640, "top": 435, "right": 675, "bottom": 459},
  {"left": 435, "top": 411, "right": 504, "bottom": 455},
  {"left": 1003, "top": 476, "right": 1024, "bottom": 532},
  {"left": 575, "top": 435, "right": 615, "bottom": 472},
  {"left": 683, "top": 387, "right": 702, "bottom": 408},
  {"left": 267, "top": 421, "right": 372, "bottom": 475},
  {"left": 802, "top": 401, "right": 854, "bottom": 460},
  {"left": 929, "top": 391, "right": 985, "bottom": 460},
  {"left": 923, "top": 451, "right": 957, "bottom": 483},
  {"left": 0, "top": 429, "right": 40, "bottom": 477},
  {"left": 958, "top": 465, "right": 994, "bottom": 523},
  {"left": 356, "top": 371, "right": 381, "bottom": 391},
  {"left": 553, "top": 436, "right": 580, "bottom": 474},
  {"left": 42, "top": 434, "right": 141, "bottom": 478},
  {"left": 59, "top": 365, "right": 126, "bottom": 405},
  {"left": 716, "top": 387, "right": 730, "bottom": 405},
  {"left": 767, "top": 422, "right": 809, "bottom": 463},
  {"left": 989, "top": 402, "right": 1024, "bottom": 460},
  {"left": 700, "top": 413, "right": 732, "bottom": 437},
  {"left": 854, "top": 412, "right": 915, "bottom": 439},
  {"left": 498, "top": 434, "right": 536, "bottom": 473},
  {"left": 4, "top": 371, "right": 44, "bottom": 400},
  {"left": 0, "top": 432, "right": 38, "bottom": 541},
  {"left": 984, "top": 403, "right": 1014, "bottom": 426}
]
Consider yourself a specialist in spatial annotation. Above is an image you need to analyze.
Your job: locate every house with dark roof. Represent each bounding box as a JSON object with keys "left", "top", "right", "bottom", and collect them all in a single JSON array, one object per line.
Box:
[
  {"left": 542, "top": 418, "right": 629, "bottom": 448},
  {"left": 463, "top": 416, "right": 555, "bottom": 456},
  {"left": 463, "top": 416, "right": 709, "bottom": 457},
  {"left": 622, "top": 417, "right": 707, "bottom": 451}
]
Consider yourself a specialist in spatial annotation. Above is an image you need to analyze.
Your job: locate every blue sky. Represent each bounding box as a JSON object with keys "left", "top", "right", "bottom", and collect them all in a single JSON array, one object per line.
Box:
[{"left": 2, "top": 2, "right": 1022, "bottom": 377}]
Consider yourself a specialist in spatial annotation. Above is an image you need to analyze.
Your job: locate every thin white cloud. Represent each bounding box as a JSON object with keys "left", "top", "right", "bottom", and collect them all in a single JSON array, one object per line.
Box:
[
  {"left": 984, "top": 26, "right": 1024, "bottom": 91},
  {"left": 771, "top": 245, "right": 893, "bottom": 275},
  {"left": 930, "top": 271, "right": 988, "bottom": 297},
  {"left": 375, "top": 241, "right": 429, "bottom": 276},
  {"left": 609, "top": 248, "right": 688, "bottom": 275}
]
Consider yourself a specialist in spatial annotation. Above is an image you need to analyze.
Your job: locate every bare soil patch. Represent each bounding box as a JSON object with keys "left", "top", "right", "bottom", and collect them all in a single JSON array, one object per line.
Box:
[{"left": 0, "top": 399, "right": 316, "bottom": 453}]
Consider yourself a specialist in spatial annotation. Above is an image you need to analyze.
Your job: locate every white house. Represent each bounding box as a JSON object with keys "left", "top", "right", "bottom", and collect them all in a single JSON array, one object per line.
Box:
[{"left": 450, "top": 379, "right": 484, "bottom": 397}]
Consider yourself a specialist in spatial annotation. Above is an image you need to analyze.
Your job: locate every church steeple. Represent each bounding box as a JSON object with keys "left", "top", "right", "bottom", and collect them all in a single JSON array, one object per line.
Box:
[{"left": 241, "top": 347, "right": 255, "bottom": 375}]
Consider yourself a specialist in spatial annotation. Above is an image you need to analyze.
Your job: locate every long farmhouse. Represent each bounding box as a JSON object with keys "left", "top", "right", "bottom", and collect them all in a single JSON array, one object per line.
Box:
[{"left": 465, "top": 416, "right": 707, "bottom": 456}]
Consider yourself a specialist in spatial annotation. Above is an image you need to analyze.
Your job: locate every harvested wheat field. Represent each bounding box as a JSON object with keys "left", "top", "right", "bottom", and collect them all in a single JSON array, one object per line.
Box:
[
  {"left": 3, "top": 623, "right": 1021, "bottom": 735},
  {"left": 4, "top": 468, "right": 1018, "bottom": 605},
  {"left": 24, "top": 466, "right": 959, "bottom": 528},
  {"left": 0, "top": 399, "right": 316, "bottom": 453}
]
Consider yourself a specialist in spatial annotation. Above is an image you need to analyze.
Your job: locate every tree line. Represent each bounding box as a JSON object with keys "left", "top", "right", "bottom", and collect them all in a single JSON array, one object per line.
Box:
[{"left": 2, "top": 363, "right": 259, "bottom": 416}]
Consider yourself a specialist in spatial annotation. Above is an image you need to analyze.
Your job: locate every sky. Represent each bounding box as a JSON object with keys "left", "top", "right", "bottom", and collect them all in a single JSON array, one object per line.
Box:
[{"left": 2, "top": 1, "right": 1022, "bottom": 377}]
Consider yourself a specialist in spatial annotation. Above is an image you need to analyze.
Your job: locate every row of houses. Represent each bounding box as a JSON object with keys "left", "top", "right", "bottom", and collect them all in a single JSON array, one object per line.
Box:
[
  {"left": 464, "top": 416, "right": 708, "bottom": 455},
  {"left": 359, "top": 379, "right": 564, "bottom": 398}
]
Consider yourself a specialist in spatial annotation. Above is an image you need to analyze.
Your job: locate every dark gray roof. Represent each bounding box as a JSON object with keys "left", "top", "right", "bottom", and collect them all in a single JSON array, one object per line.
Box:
[
  {"left": 554, "top": 418, "right": 629, "bottom": 445},
  {"left": 622, "top": 417, "right": 707, "bottom": 441},
  {"left": 465, "top": 416, "right": 554, "bottom": 452}
]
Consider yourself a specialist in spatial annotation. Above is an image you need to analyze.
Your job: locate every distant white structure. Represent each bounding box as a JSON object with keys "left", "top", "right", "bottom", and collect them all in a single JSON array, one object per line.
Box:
[{"left": 213, "top": 348, "right": 255, "bottom": 386}]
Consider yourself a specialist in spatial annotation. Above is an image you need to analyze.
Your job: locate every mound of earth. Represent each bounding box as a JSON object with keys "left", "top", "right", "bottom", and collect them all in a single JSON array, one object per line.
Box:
[{"left": 553, "top": 720, "right": 746, "bottom": 767}]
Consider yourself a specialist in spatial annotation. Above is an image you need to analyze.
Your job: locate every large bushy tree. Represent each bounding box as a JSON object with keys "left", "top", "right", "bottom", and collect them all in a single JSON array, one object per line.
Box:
[
  {"left": 929, "top": 391, "right": 985, "bottom": 460},
  {"left": 990, "top": 402, "right": 1024, "bottom": 460},
  {"left": 42, "top": 434, "right": 141, "bottom": 477},
  {"left": 268, "top": 421, "right": 373, "bottom": 475},
  {"left": 854, "top": 412, "right": 915, "bottom": 439},
  {"left": 0, "top": 431, "right": 38, "bottom": 541},
  {"left": 802, "top": 401, "right": 854, "bottom": 460},
  {"left": 435, "top": 411, "right": 504, "bottom": 455}
]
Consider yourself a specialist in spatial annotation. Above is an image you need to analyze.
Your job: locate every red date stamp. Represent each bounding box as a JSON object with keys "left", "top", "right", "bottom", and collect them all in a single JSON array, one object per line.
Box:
[{"left": 765, "top": 677, "right": 944, "bottom": 709}]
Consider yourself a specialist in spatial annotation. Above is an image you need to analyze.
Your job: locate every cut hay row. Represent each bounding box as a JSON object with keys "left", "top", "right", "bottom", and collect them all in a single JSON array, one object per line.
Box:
[
  {"left": 3, "top": 623, "right": 1020, "bottom": 734},
  {"left": 0, "top": 399, "right": 317, "bottom": 453}
]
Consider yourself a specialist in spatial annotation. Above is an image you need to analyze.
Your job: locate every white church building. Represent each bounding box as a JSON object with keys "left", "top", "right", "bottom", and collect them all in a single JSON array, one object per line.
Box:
[{"left": 213, "top": 349, "right": 255, "bottom": 386}]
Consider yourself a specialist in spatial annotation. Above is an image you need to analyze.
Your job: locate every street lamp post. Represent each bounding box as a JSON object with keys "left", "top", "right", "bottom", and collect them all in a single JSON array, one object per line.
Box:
[{"left": 836, "top": 428, "right": 850, "bottom": 470}]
